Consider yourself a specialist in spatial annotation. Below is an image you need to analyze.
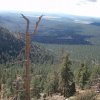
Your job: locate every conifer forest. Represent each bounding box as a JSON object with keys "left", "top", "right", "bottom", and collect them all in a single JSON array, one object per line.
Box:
[{"left": 0, "top": 12, "right": 100, "bottom": 100}]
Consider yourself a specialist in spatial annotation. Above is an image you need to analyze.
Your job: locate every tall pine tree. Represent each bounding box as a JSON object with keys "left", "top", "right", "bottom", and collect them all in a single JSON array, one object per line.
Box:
[
  {"left": 76, "top": 63, "right": 90, "bottom": 89},
  {"left": 60, "top": 55, "right": 76, "bottom": 97}
]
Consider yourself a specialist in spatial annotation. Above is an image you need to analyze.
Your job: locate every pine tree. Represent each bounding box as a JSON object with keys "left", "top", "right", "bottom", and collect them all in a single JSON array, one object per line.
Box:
[
  {"left": 90, "top": 65, "right": 100, "bottom": 80},
  {"left": 45, "top": 71, "right": 59, "bottom": 96},
  {"left": 76, "top": 63, "right": 90, "bottom": 89},
  {"left": 31, "top": 75, "right": 41, "bottom": 99},
  {"left": 60, "top": 55, "right": 76, "bottom": 97}
]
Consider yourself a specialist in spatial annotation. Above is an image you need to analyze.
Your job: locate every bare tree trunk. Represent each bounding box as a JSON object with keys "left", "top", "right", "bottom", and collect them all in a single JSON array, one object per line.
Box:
[
  {"left": 21, "top": 14, "right": 31, "bottom": 100},
  {"left": 21, "top": 14, "right": 43, "bottom": 100}
]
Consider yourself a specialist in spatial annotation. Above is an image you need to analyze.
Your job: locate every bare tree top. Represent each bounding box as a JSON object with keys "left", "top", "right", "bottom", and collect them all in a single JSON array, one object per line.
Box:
[
  {"left": 21, "top": 14, "right": 30, "bottom": 34},
  {"left": 33, "top": 15, "right": 43, "bottom": 35}
]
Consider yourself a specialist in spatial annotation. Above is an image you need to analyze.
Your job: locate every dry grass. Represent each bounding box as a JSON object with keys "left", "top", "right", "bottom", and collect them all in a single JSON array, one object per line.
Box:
[{"left": 75, "top": 90, "right": 97, "bottom": 100}]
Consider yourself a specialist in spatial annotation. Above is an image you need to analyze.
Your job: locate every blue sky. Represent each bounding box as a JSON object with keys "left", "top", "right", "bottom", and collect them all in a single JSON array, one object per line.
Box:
[{"left": 0, "top": 0, "right": 100, "bottom": 17}]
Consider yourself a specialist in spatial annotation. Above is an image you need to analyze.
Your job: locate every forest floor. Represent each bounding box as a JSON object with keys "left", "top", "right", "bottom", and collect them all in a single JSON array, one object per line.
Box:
[
  {"left": 40, "top": 89, "right": 100, "bottom": 100},
  {"left": 45, "top": 95, "right": 65, "bottom": 100},
  {"left": 97, "top": 93, "right": 100, "bottom": 100},
  {"left": 1, "top": 89, "right": 100, "bottom": 100}
]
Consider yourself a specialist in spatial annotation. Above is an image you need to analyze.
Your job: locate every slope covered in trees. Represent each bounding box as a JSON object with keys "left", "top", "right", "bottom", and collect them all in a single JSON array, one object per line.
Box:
[
  {"left": 0, "top": 12, "right": 100, "bottom": 100},
  {"left": 0, "top": 26, "right": 24, "bottom": 63},
  {"left": 0, "top": 26, "right": 56, "bottom": 64}
]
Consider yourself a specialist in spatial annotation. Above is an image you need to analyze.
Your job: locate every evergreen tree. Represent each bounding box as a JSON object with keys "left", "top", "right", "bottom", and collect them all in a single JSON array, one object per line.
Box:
[
  {"left": 60, "top": 55, "right": 76, "bottom": 97},
  {"left": 90, "top": 65, "right": 100, "bottom": 80},
  {"left": 31, "top": 75, "right": 42, "bottom": 99},
  {"left": 45, "top": 71, "right": 59, "bottom": 96},
  {"left": 76, "top": 63, "right": 90, "bottom": 89}
]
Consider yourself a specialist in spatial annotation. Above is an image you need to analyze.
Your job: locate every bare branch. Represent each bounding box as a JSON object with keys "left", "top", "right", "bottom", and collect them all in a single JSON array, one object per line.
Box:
[
  {"left": 33, "top": 15, "right": 43, "bottom": 35},
  {"left": 21, "top": 14, "right": 30, "bottom": 34}
]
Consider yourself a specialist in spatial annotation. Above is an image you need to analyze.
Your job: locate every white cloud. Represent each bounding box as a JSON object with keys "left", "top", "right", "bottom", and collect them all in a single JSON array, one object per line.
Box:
[
  {"left": 0, "top": 0, "right": 100, "bottom": 17},
  {"left": 87, "top": 0, "right": 97, "bottom": 2}
]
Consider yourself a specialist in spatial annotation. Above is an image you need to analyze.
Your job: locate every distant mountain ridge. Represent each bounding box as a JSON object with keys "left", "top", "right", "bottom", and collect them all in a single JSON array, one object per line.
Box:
[{"left": 0, "top": 12, "right": 100, "bottom": 45}]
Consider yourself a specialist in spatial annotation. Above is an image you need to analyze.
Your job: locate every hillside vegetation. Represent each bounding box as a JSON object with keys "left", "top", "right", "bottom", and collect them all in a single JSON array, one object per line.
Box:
[
  {"left": 0, "top": 26, "right": 24, "bottom": 63},
  {"left": 0, "top": 26, "right": 56, "bottom": 64},
  {"left": 0, "top": 13, "right": 100, "bottom": 100}
]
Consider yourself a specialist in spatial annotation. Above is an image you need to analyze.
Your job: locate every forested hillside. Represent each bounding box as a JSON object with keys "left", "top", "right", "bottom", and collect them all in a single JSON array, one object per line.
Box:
[
  {"left": 0, "top": 12, "right": 100, "bottom": 100},
  {"left": 0, "top": 26, "right": 55, "bottom": 64},
  {"left": 0, "top": 26, "right": 24, "bottom": 63}
]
